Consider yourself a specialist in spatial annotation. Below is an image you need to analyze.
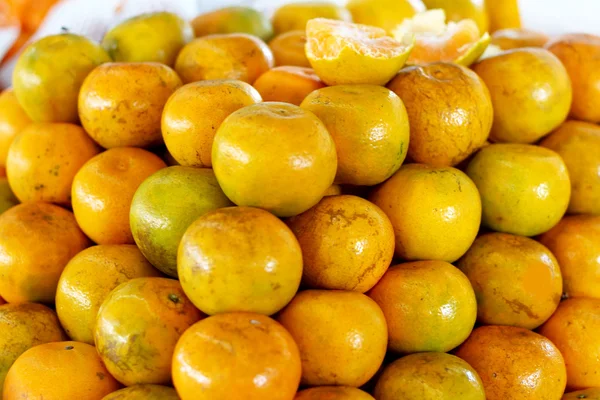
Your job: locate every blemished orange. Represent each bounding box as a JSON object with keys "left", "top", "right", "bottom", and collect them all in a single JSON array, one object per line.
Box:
[
  {"left": 55, "top": 244, "right": 161, "bottom": 344},
  {"left": 253, "top": 66, "right": 325, "bottom": 106},
  {"left": 278, "top": 290, "right": 388, "bottom": 387},
  {"left": 175, "top": 33, "right": 274, "bottom": 84},
  {"left": 95, "top": 277, "right": 202, "bottom": 386},
  {"left": 6, "top": 122, "right": 100, "bottom": 205},
  {"left": 162, "top": 80, "right": 261, "bottom": 168},
  {"left": 101, "top": 385, "right": 179, "bottom": 400},
  {"left": 456, "top": 325, "right": 566, "bottom": 400},
  {"left": 492, "top": 28, "right": 549, "bottom": 50},
  {"left": 346, "top": 0, "right": 425, "bottom": 33},
  {"left": 178, "top": 206, "right": 302, "bottom": 315},
  {"left": 369, "top": 164, "right": 481, "bottom": 262},
  {"left": 295, "top": 386, "right": 375, "bottom": 399},
  {"left": 457, "top": 233, "right": 562, "bottom": 329},
  {"left": 421, "top": 0, "right": 489, "bottom": 33},
  {"left": 71, "top": 147, "right": 166, "bottom": 245},
  {"left": 368, "top": 260, "right": 477, "bottom": 354},
  {"left": 300, "top": 84, "right": 409, "bottom": 186},
  {"left": 271, "top": 2, "right": 352, "bottom": 35},
  {"left": 268, "top": 30, "right": 310, "bottom": 67},
  {"left": 287, "top": 195, "right": 394, "bottom": 293},
  {"left": 0, "top": 202, "right": 89, "bottom": 303},
  {"left": 485, "top": 0, "right": 521, "bottom": 32},
  {"left": 0, "top": 88, "right": 31, "bottom": 167},
  {"left": 172, "top": 312, "right": 301, "bottom": 400},
  {"left": 191, "top": 6, "right": 273, "bottom": 41},
  {"left": 562, "top": 388, "right": 600, "bottom": 400}
]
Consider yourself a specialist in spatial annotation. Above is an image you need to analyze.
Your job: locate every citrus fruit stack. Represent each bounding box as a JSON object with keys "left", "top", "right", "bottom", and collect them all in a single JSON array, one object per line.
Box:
[{"left": 0, "top": 2, "right": 599, "bottom": 400}]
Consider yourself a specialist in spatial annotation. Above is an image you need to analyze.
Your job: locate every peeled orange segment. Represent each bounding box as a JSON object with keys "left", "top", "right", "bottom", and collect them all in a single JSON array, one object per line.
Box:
[{"left": 306, "top": 18, "right": 414, "bottom": 86}]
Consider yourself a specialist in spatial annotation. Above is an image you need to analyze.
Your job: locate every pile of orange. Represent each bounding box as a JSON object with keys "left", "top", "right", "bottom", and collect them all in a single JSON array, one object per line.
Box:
[{"left": 1, "top": 1, "right": 600, "bottom": 399}]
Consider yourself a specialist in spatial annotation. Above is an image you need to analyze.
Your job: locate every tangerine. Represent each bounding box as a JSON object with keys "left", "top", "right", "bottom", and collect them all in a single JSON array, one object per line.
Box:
[
  {"left": 254, "top": 66, "right": 325, "bottom": 106},
  {"left": 272, "top": 2, "right": 352, "bottom": 35},
  {"left": 191, "top": 6, "right": 273, "bottom": 41},
  {"left": 0, "top": 88, "right": 31, "bottom": 167},
  {"left": 269, "top": 30, "right": 310, "bottom": 67}
]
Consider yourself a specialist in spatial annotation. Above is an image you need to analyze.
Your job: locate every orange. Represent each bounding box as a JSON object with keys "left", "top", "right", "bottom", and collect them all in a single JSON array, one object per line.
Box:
[
  {"left": 422, "top": 0, "right": 489, "bottom": 33},
  {"left": 347, "top": 0, "right": 425, "bottom": 33},
  {"left": 485, "top": 0, "right": 521, "bottom": 32},
  {"left": 172, "top": 312, "right": 301, "bottom": 400},
  {"left": 175, "top": 33, "right": 274, "bottom": 84},
  {"left": 6, "top": 122, "right": 100, "bottom": 205},
  {"left": 369, "top": 164, "right": 481, "bottom": 262},
  {"left": 3, "top": 341, "right": 121, "bottom": 400},
  {"left": 71, "top": 147, "right": 166, "bottom": 245},
  {"left": 55, "top": 244, "right": 161, "bottom": 344},
  {"left": 0, "top": 88, "right": 31, "bottom": 167},
  {"left": 0, "top": 202, "right": 89, "bottom": 303},
  {"left": 212, "top": 102, "right": 337, "bottom": 217},
  {"left": 492, "top": 28, "right": 549, "bottom": 49},
  {"left": 269, "top": 30, "right": 310, "bottom": 67},
  {"left": 457, "top": 233, "right": 562, "bottom": 329},
  {"left": 295, "top": 387, "right": 374, "bottom": 399},
  {"left": 272, "top": 2, "right": 352, "bottom": 35},
  {"left": 79, "top": 62, "right": 182, "bottom": 148},
  {"left": 455, "top": 325, "right": 566, "bottom": 400},
  {"left": 287, "top": 195, "right": 394, "bottom": 292},
  {"left": 305, "top": 18, "right": 414, "bottom": 86},
  {"left": 278, "top": 290, "right": 387, "bottom": 387},
  {"left": 162, "top": 80, "right": 261, "bottom": 168},
  {"left": 0, "top": 177, "right": 18, "bottom": 214},
  {"left": 387, "top": 62, "right": 492, "bottom": 166},
  {"left": 563, "top": 388, "right": 600, "bottom": 400},
  {"left": 374, "top": 352, "right": 485, "bottom": 400},
  {"left": 253, "top": 66, "right": 325, "bottom": 106},
  {"left": 191, "top": 6, "right": 273, "bottom": 41},
  {"left": 101, "top": 385, "right": 179, "bottom": 400},
  {"left": 301, "top": 84, "right": 409, "bottom": 186},
  {"left": 95, "top": 277, "right": 202, "bottom": 386}
]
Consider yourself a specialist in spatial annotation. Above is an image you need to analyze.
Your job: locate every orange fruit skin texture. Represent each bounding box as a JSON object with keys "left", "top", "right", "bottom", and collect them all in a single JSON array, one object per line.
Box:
[
  {"left": 78, "top": 62, "right": 182, "bottom": 148},
  {"left": 368, "top": 260, "right": 476, "bottom": 354},
  {"left": 387, "top": 63, "right": 493, "bottom": 167},
  {"left": 539, "top": 298, "right": 600, "bottom": 390},
  {"left": 254, "top": 66, "right": 325, "bottom": 106},
  {"left": 95, "top": 277, "right": 203, "bottom": 386},
  {"left": 0, "top": 176, "right": 19, "bottom": 214},
  {"left": 4, "top": 341, "right": 121, "bottom": 400},
  {"left": 422, "top": 0, "right": 489, "bottom": 33},
  {"left": 162, "top": 80, "right": 261, "bottom": 168},
  {"left": 277, "top": 290, "right": 388, "bottom": 387},
  {"left": 457, "top": 232, "right": 562, "bottom": 329},
  {"left": 295, "top": 386, "right": 375, "bottom": 399},
  {"left": 0, "top": 202, "right": 89, "bottom": 303},
  {"left": 212, "top": 102, "right": 337, "bottom": 217},
  {"left": 485, "top": 0, "right": 521, "bottom": 32},
  {"left": 269, "top": 30, "right": 310, "bottom": 67},
  {"left": 71, "top": 147, "right": 166, "bottom": 245},
  {"left": 346, "top": 0, "right": 425, "bottom": 33},
  {"left": 12, "top": 33, "right": 111, "bottom": 123},
  {"left": 191, "top": 6, "right": 273, "bottom": 41},
  {"left": 172, "top": 312, "right": 301, "bottom": 400},
  {"left": 466, "top": 143, "right": 570, "bottom": 237},
  {"left": 0, "top": 303, "right": 67, "bottom": 398},
  {"left": 101, "top": 384, "right": 179, "bottom": 400},
  {"left": 546, "top": 34, "right": 600, "bottom": 123},
  {"left": 287, "top": 195, "right": 394, "bottom": 293},
  {"left": 456, "top": 325, "right": 566, "bottom": 400},
  {"left": 562, "top": 388, "right": 600, "bottom": 400},
  {"left": 55, "top": 244, "right": 161, "bottom": 345},
  {"left": 175, "top": 33, "right": 274, "bottom": 84},
  {"left": 271, "top": 2, "right": 352, "bottom": 35},
  {"left": 301, "top": 84, "right": 409, "bottom": 186},
  {"left": 472, "top": 48, "right": 572, "bottom": 144},
  {"left": 370, "top": 164, "right": 481, "bottom": 262},
  {"left": 6, "top": 122, "right": 100, "bottom": 205},
  {"left": 491, "top": 28, "right": 550, "bottom": 50},
  {"left": 0, "top": 88, "right": 31, "bottom": 167},
  {"left": 178, "top": 206, "right": 302, "bottom": 315},
  {"left": 374, "top": 352, "right": 485, "bottom": 400}
]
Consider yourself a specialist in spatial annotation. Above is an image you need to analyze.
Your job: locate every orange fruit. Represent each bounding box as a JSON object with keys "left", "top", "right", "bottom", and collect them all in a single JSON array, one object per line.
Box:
[
  {"left": 295, "top": 386, "right": 374, "bottom": 399},
  {"left": 0, "top": 177, "right": 18, "bottom": 214},
  {"left": 271, "top": 2, "right": 352, "bottom": 35},
  {"left": 455, "top": 325, "right": 566, "bottom": 400},
  {"left": 278, "top": 290, "right": 387, "bottom": 387},
  {"left": 562, "top": 388, "right": 600, "bottom": 400},
  {"left": 269, "top": 30, "right": 310, "bottom": 67},
  {"left": 253, "top": 66, "right": 325, "bottom": 106},
  {"left": 0, "top": 88, "right": 31, "bottom": 167},
  {"left": 287, "top": 195, "right": 394, "bottom": 292},
  {"left": 191, "top": 6, "right": 273, "bottom": 41},
  {"left": 0, "top": 202, "right": 89, "bottom": 303},
  {"left": 212, "top": 102, "right": 337, "bottom": 217},
  {"left": 3, "top": 341, "right": 121, "bottom": 400},
  {"left": 172, "top": 312, "right": 301, "bottom": 400},
  {"left": 387, "top": 62, "right": 492, "bottom": 166},
  {"left": 485, "top": 0, "right": 521, "bottom": 32},
  {"left": 347, "top": 0, "right": 425, "bottom": 33},
  {"left": 71, "top": 147, "right": 166, "bottom": 245},
  {"left": 101, "top": 385, "right": 179, "bottom": 400},
  {"left": 422, "top": 0, "right": 489, "bottom": 33},
  {"left": 492, "top": 28, "right": 549, "bottom": 50},
  {"left": 300, "top": 84, "right": 409, "bottom": 186}
]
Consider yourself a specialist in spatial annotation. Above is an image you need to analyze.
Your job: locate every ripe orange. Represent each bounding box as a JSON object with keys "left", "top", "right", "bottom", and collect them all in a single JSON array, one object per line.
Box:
[
  {"left": 269, "top": 30, "right": 310, "bottom": 67},
  {"left": 485, "top": 0, "right": 521, "bottom": 32},
  {"left": 295, "top": 386, "right": 375, "bottom": 399},
  {"left": 347, "top": 0, "right": 425, "bottom": 33},
  {"left": 0, "top": 88, "right": 31, "bottom": 167},
  {"left": 562, "top": 388, "right": 600, "bottom": 400},
  {"left": 191, "top": 6, "right": 273, "bottom": 40},
  {"left": 271, "top": 2, "right": 352, "bottom": 35},
  {"left": 492, "top": 28, "right": 549, "bottom": 50},
  {"left": 101, "top": 385, "right": 179, "bottom": 399},
  {"left": 253, "top": 66, "right": 325, "bottom": 106}
]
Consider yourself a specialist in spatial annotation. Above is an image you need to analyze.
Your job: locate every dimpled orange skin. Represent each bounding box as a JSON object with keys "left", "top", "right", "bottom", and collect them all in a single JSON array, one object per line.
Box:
[
  {"left": 95, "top": 277, "right": 202, "bottom": 386},
  {"left": 78, "top": 62, "right": 182, "bottom": 148},
  {"left": 212, "top": 102, "right": 337, "bottom": 217},
  {"left": 295, "top": 386, "right": 375, "bottom": 400},
  {"left": 178, "top": 206, "right": 302, "bottom": 315},
  {"left": 55, "top": 245, "right": 161, "bottom": 345},
  {"left": 457, "top": 233, "right": 562, "bottom": 329},
  {"left": 162, "top": 80, "right": 261, "bottom": 168},
  {"left": 387, "top": 63, "right": 493, "bottom": 166},
  {"left": 455, "top": 325, "right": 567, "bottom": 400},
  {"left": 0, "top": 89, "right": 31, "bottom": 167},
  {"left": 287, "top": 195, "right": 394, "bottom": 293},
  {"left": 101, "top": 385, "right": 179, "bottom": 400},
  {"left": 277, "top": 290, "right": 387, "bottom": 387},
  {"left": 301, "top": 85, "right": 409, "bottom": 186},
  {"left": 491, "top": 29, "right": 549, "bottom": 50},
  {"left": 369, "top": 164, "right": 481, "bottom": 262},
  {"left": 254, "top": 66, "right": 325, "bottom": 106},
  {"left": 271, "top": 2, "right": 352, "bottom": 35},
  {"left": 71, "top": 147, "right": 166, "bottom": 245},
  {"left": 466, "top": 143, "right": 570, "bottom": 236},
  {"left": 175, "top": 33, "right": 274, "bottom": 84},
  {"left": 562, "top": 388, "right": 600, "bottom": 400},
  {"left": 540, "top": 120, "right": 600, "bottom": 215},
  {"left": 3, "top": 341, "right": 121, "bottom": 400},
  {"left": 268, "top": 31, "right": 310, "bottom": 67},
  {"left": 0, "top": 202, "right": 89, "bottom": 303},
  {"left": 172, "top": 312, "right": 301, "bottom": 400},
  {"left": 6, "top": 123, "right": 100, "bottom": 205}
]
